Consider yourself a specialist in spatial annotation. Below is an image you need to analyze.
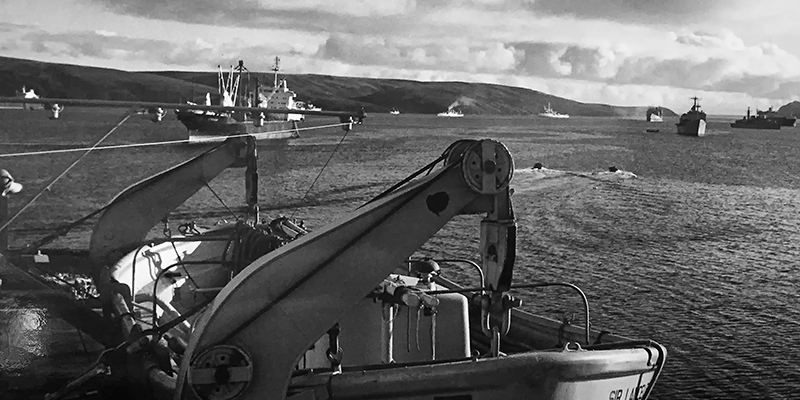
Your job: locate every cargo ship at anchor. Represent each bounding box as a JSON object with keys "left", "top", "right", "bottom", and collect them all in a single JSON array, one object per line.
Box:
[{"left": 175, "top": 57, "right": 303, "bottom": 143}]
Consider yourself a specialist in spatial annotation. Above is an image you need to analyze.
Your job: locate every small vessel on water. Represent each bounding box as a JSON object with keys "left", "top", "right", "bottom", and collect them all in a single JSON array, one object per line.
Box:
[
  {"left": 175, "top": 58, "right": 304, "bottom": 143},
  {"left": 539, "top": 103, "right": 569, "bottom": 119},
  {"left": 646, "top": 107, "right": 663, "bottom": 122},
  {"left": 437, "top": 107, "right": 463, "bottom": 117},
  {"left": 730, "top": 107, "right": 782, "bottom": 130},
  {"left": 676, "top": 97, "right": 707, "bottom": 136},
  {"left": 0, "top": 85, "right": 45, "bottom": 110},
  {"left": 294, "top": 101, "right": 322, "bottom": 112},
  {"left": 389, "top": 107, "right": 400, "bottom": 115},
  {"left": 756, "top": 106, "right": 796, "bottom": 127}
]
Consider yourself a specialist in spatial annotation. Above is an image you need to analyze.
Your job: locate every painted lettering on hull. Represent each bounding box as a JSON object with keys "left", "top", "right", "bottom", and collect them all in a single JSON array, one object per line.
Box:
[{"left": 609, "top": 383, "right": 649, "bottom": 400}]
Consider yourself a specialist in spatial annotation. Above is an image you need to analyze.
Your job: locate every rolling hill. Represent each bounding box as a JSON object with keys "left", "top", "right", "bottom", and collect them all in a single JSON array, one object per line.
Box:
[
  {"left": 777, "top": 101, "right": 800, "bottom": 117},
  {"left": 1, "top": 56, "right": 676, "bottom": 117}
]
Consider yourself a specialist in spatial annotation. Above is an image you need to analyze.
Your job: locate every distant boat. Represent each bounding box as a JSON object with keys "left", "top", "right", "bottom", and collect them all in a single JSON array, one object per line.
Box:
[
  {"left": 730, "top": 107, "right": 782, "bottom": 130},
  {"left": 646, "top": 107, "right": 663, "bottom": 122},
  {"left": 390, "top": 107, "right": 400, "bottom": 115},
  {"left": 538, "top": 103, "right": 569, "bottom": 119},
  {"left": 676, "top": 97, "right": 707, "bottom": 137},
  {"left": 295, "top": 101, "right": 322, "bottom": 112},
  {"left": 0, "top": 86, "right": 44, "bottom": 110},
  {"left": 646, "top": 128, "right": 660, "bottom": 133},
  {"left": 175, "top": 57, "right": 302, "bottom": 143},
  {"left": 437, "top": 108, "right": 463, "bottom": 117},
  {"left": 756, "top": 106, "right": 795, "bottom": 127}
]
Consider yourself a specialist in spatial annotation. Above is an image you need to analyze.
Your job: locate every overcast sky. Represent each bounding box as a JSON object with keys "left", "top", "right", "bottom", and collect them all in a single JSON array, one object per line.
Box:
[{"left": 1, "top": 0, "right": 798, "bottom": 114}]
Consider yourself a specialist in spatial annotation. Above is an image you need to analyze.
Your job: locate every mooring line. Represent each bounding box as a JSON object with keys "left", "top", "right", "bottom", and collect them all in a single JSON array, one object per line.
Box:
[
  {"left": 0, "top": 113, "right": 132, "bottom": 234},
  {"left": 0, "top": 121, "right": 350, "bottom": 158}
]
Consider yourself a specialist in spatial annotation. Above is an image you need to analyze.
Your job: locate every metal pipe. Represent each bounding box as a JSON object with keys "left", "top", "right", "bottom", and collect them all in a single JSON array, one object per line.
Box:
[
  {"left": 423, "top": 281, "right": 591, "bottom": 346},
  {"left": 111, "top": 292, "right": 136, "bottom": 336},
  {"left": 381, "top": 303, "right": 395, "bottom": 364},
  {"left": 431, "top": 258, "right": 486, "bottom": 290}
]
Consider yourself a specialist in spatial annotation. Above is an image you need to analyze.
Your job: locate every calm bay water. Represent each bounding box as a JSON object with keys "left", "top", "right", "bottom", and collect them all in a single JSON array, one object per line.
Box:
[{"left": 1, "top": 108, "right": 799, "bottom": 399}]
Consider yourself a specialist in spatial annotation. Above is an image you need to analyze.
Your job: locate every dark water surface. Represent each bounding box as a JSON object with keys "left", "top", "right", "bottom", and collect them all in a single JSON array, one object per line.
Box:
[{"left": 1, "top": 108, "right": 799, "bottom": 399}]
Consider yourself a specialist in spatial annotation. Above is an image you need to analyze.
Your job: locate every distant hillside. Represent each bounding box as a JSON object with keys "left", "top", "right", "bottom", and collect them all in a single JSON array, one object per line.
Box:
[
  {"left": 0, "top": 56, "right": 676, "bottom": 117},
  {"left": 777, "top": 101, "right": 800, "bottom": 117}
]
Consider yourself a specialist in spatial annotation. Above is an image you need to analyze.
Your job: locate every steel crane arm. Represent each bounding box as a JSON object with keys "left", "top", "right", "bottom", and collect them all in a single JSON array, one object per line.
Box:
[
  {"left": 88, "top": 137, "right": 251, "bottom": 269},
  {"left": 176, "top": 139, "right": 515, "bottom": 400}
]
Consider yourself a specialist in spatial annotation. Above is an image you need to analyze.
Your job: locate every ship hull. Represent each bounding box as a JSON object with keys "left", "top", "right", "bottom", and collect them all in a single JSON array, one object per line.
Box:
[
  {"left": 538, "top": 113, "right": 570, "bottom": 119},
  {"left": 730, "top": 121, "right": 781, "bottom": 130},
  {"left": 676, "top": 119, "right": 706, "bottom": 136},
  {"left": 176, "top": 111, "right": 300, "bottom": 143},
  {"left": 772, "top": 117, "right": 796, "bottom": 127},
  {"left": 647, "top": 115, "right": 663, "bottom": 123}
]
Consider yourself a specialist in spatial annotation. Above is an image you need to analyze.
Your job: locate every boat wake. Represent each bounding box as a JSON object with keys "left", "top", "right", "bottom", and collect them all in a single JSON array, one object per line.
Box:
[{"left": 512, "top": 167, "right": 637, "bottom": 193}]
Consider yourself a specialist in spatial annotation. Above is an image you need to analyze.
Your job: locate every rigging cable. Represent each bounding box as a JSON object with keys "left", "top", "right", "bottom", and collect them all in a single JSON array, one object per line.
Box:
[
  {"left": 202, "top": 179, "right": 240, "bottom": 222},
  {"left": 0, "top": 121, "right": 351, "bottom": 158},
  {"left": 289, "top": 127, "right": 352, "bottom": 218},
  {"left": 3, "top": 121, "right": 350, "bottom": 249},
  {"left": 0, "top": 112, "right": 133, "bottom": 234}
]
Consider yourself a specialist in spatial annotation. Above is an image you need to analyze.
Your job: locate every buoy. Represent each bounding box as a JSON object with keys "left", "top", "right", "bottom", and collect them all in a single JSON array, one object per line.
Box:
[
  {"left": 49, "top": 103, "right": 64, "bottom": 119},
  {"left": 151, "top": 107, "right": 166, "bottom": 122},
  {"left": 0, "top": 169, "right": 22, "bottom": 196}
]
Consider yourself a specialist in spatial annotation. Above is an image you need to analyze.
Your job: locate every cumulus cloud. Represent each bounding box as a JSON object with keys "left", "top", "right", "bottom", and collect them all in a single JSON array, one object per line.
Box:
[
  {"left": 317, "top": 34, "right": 519, "bottom": 73},
  {"left": 0, "top": 22, "right": 34, "bottom": 32},
  {"left": 524, "top": 0, "right": 742, "bottom": 24},
  {"left": 83, "top": 0, "right": 418, "bottom": 30},
  {"left": 674, "top": 29, "right": 745, "bottom": 50},
  {"left": 5, "top": 30, "right": 299, "bottom": 70}
]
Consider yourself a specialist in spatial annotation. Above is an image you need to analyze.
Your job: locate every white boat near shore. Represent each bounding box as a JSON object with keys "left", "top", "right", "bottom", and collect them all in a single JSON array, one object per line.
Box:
[
  {"left": 647, "top": 107, "right": 663, "bottom": 122},
  {"left": 437, "top": 108, "right": 464, "bottom": 117},
  {"left": 539, "top": 103, "right": 569, "bottom": 119}
]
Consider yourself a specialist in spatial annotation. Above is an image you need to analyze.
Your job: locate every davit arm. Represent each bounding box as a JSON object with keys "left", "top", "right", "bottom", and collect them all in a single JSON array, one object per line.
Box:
[
  {"left": 176, "top": 139, "right": 517, "bottom": 400},
  {"left": 88, "top": 137, "right": 254, "bottom": 270}
]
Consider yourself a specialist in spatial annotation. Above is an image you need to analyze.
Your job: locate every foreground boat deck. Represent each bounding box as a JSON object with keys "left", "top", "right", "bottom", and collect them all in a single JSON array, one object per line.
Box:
[{"left": 0, "top": 254, "right": 106, "bottom": 399}]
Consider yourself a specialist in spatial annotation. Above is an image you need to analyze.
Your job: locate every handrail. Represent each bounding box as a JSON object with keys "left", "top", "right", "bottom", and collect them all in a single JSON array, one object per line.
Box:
[{"left": 423, "top": 281, "right": 591, "bottom": 345}]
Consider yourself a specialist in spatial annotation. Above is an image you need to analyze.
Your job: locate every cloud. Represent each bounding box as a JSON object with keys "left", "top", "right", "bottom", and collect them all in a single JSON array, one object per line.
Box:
[
  {"left": 525, "top": 0, "right": 740, "bottom": 24},
  {"left": 674, "top": 29, "right": 745, "bottom": 50},
  {"left": 0, "top": 21, "right": 35, "bottom": 32},
  {"left": 83, "top": 0, "right": 419, "bottom": 30},
  {"left": 317, "top": 34, "right": 519, "bottom": 73},
  {"left": 6, "top": 30, "right": 303, "bottom": 70},
  {"left": 94, "top": 30, "right": 118, "bottom": 37}
]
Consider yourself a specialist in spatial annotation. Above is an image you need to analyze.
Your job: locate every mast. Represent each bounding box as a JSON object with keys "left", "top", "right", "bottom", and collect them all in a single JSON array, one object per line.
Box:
[
  {"left": 272, "top": 56, "right": 280, "bottom": 88},
  {"left": 690, "top": 96, "right": 700, "bottom": 111},
  {"left": 233, "top": 60, "right": 248, "bottom": 107}
]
